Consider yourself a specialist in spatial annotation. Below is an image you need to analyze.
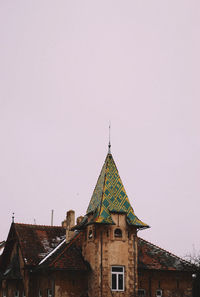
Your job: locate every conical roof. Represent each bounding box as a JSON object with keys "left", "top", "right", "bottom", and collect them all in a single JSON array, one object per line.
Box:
[{"left": 87, "top": 153, "right": 149, "bottom": 229}]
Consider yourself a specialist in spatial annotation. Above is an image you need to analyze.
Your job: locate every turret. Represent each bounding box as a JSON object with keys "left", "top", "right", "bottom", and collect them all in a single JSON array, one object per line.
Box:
[{"left": 76, "top": 150, "right": 149, "bottom": 297}]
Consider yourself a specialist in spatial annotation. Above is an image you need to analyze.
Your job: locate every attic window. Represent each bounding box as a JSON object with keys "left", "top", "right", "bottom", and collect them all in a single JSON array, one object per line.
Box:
[{"left": 114, "top": 228, "right": 122, "bottom": 238}]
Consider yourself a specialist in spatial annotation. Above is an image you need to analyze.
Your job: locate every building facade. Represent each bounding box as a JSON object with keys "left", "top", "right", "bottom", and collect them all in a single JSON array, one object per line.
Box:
[{"left": 0, "top": 151, "right": 195, "bottom": 297}]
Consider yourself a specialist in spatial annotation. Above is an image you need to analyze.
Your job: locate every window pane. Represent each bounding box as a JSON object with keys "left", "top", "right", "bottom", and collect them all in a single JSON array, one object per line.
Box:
[
  {"left": 118, "top": 274, "right": 123, "bottom": 290},
  {"left": 112, "top": 267, "right": 123, "bottom": 272},
  {"left": 112, "top": 274, "right": 117, "bottom": 290}
]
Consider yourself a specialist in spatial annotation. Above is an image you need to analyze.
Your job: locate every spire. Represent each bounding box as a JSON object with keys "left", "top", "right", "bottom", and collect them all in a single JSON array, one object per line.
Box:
[
  {"left": 108, "top": 122, "right": 111, "bottom": 154},
  {"left": 86, "top": 153, "right": 149, "bottom": 229},
  {"left": 12, "top": 212, "right": 15, "bottom": 223}
]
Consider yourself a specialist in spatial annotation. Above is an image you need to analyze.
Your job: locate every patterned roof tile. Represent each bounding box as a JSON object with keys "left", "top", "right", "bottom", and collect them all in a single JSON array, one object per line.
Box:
[{"left": 87, "top": 153, "right": 149, "bottom": 228}]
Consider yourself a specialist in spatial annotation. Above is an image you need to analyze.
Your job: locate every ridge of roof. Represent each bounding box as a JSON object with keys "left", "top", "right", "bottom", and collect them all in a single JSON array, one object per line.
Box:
[
  {"left": 49, "top": 232, "right": 82, "bottom": 267},
  {"left": 0, "top": 241, "right": 5, "bottom": 248},
  {"left": 37, "top": 232, "right": 89, "bottom": 271},
  {"left": 14, "top": 223, "right": 63, "bottom": 228},
  {"left": 39, "top": 239, "right": 66, "bottom": 265},
  {"left": 86, "top": 153, "right": 149, "bottom": 228}
]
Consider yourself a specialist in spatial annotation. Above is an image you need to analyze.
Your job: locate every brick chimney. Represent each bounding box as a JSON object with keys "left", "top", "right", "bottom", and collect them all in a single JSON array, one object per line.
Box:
[
  {"left": 65, "top": 210, "right": 75, "bottom": 242},
  {"left": 77, "top": 216, "right": 83, "bottom": 225}
]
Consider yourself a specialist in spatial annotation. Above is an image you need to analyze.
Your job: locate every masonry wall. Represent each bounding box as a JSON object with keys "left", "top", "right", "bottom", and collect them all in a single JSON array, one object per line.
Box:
[
  {"left": 0, "top": 279, "right": 24, "bottom": 297},
  {"left": 30, "top": 270, "right": 88, "bottom": 297},
  {"left": 138, "top": 269, "right": 193, "bottom": 297},
  {"left": 82, "top": 213, "right": 138, "bottom": 297}
]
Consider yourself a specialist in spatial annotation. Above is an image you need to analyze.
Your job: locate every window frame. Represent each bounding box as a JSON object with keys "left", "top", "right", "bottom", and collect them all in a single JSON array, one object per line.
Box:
[
  {"left": 14, "top": 291, "right": 19, "bottom": 297},
  {"left": 156, "top": 289, "right": 162, "bottom": 297},
  {"left": 111, "top": 266, "right": 125, "bottom": 292},
  {"left": 138, "top": 289, "right": 145, "bottom": 296},
  {"left": 114, "top": 228, "right": 122, "bottom": 238},
  {"left": 47, "top": 289, "right": 52, "bottom": 297}
]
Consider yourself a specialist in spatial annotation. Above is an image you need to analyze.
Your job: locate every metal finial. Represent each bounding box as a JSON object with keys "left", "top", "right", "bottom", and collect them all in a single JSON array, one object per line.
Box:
[
  {"left": 108, "top": 122, "right": 111, "bottom": 154},
  {"left": 12, "top": 212, "right": 15, "bottom": 223}
]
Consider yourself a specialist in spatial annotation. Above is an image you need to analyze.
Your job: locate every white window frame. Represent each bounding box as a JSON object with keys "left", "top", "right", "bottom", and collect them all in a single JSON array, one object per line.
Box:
[
  {"left": 111, "top": 266, "right": 124, "bottom": 291},
  {"left": 14, "top": 291, "right": 19, "bottom": 297},
  {"left": 156, "top": 289, "right": 162, "bottom": 297},
  {"left": 47, "top": 289, "right": 52, "bottom": 297},
  {"left": 2, "top": 290, "right": 6, "bottom": 297},
  {"left": 38, "top": 289, "right": 42, "bottom": 297},
  {"left": 138, "top": 289, "right": 145, "bottom": 296}
]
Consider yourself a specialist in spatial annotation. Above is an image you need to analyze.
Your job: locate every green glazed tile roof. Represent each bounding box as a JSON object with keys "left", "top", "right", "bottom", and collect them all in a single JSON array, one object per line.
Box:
[{"left": 86, "top": 153, "right": 149, "bottom": 228}]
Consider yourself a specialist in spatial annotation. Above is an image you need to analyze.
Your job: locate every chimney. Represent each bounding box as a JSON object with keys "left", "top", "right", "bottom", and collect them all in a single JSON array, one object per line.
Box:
[
  {"left": 65, "top": 210, "right": 75, "bottom": 242},
  {"left": 77, "top": 216, "right": 83, "bottom": 225}
]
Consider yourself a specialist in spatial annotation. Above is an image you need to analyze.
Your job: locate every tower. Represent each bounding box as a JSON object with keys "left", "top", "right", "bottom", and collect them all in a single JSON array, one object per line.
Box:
[{"left": 76, "top": 150, "right": 149, "bottom": 297}]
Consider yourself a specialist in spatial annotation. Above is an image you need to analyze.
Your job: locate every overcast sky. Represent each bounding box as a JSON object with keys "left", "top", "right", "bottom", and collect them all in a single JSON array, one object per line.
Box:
[{"left": 0, "top": 0, "right": 200, "bottom": 258}]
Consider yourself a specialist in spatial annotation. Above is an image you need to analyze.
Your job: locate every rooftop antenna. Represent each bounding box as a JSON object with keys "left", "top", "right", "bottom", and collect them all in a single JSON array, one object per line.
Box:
[
  {"left": 12, "top": 212, "right": 15, "bottom": 223},
  {"left": 108, "top": 122, "right": 111, "bottom": 154},
  {"left": 51, "top": 209, "right": 54, "bottom": 226}
]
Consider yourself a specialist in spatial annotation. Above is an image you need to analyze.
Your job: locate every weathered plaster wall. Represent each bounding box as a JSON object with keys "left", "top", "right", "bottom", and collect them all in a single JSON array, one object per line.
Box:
[{"left": 82, "top": 213, "right": 138, "bottom": 297}]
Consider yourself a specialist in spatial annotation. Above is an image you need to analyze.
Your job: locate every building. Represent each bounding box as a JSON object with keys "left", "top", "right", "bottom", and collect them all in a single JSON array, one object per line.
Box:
[{"left": 0, "top": 149, "right": 195, "bottom": 297}]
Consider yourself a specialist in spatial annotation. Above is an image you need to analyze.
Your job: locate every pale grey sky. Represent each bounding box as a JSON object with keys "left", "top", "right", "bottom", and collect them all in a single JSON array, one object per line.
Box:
[{"left": 0, "top": 0, "right": 200, "bottom": 257}]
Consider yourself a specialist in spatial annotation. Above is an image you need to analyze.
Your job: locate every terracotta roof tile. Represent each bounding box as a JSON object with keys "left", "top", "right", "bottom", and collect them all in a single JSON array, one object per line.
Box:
[
  {"left": 138, "top": 237, "right": 194, "bottom": 271},
  {"left": 39, "top": 232, "right": 89, "bottom": 271},
  {"left": 15, "top": 223, "right": 65, "bottom": 266}
]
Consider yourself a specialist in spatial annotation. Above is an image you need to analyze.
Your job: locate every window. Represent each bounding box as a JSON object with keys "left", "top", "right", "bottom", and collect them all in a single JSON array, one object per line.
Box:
[
  {"left": 156, "top": 289, "right": 162, "bottom": 297},
  {"left": 38, "top": 290, "right": 42, "bottom": 297},
  {"left": 88, "top": 229, "right": 93, "bottom": 239},
  {"left": 14, "top": 291, "right": 19, "bottom": 297},
  {"left": 111, "top": 266, "right": 124, "bottom": 291},
  {"left": 2, "top": 290, "right": 6, "bottom": 297},
  {"left": 47, "top": 289, "right": 52, "bottom": 297},
  {"left": 114, "top": 228, "right": 122, "bottom": 238},
  {"left": 22, "top": 292, "right": 26, "bottom": 297},
  {"left": 138, "top": 289, "right": 145, "bottom": 296}
]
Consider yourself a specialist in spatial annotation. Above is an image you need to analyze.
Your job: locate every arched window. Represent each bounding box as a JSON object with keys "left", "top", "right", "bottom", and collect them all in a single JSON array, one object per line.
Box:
[{"left": 114, "top": 228, "right": 122, "bottom": 238}]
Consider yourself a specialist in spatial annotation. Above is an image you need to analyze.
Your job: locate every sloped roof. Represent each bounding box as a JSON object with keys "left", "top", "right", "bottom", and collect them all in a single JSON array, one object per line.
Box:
[
  {"left": 0, "top": 241, "right": 5, "bottom": 256},
  {"left": 0, "top": 241, "right": 5, "bottom": 249},
  {"left": 138, "top": 237, "right": 194, "bottom": 271},
  {"left": 14, "top": 223, "right": 66, "bottom": 266},
  {"left": 2, "top": 251, "right": 22, "bottom": 280},
  {"left": 1, "top": 223, "right": 194, "bottom": 275},
  {"left": 86, "top": 153, "right": 148, "bottom": 228},
  {"left": 39, "top": 232, "right": 89, "bottom": 271}
]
